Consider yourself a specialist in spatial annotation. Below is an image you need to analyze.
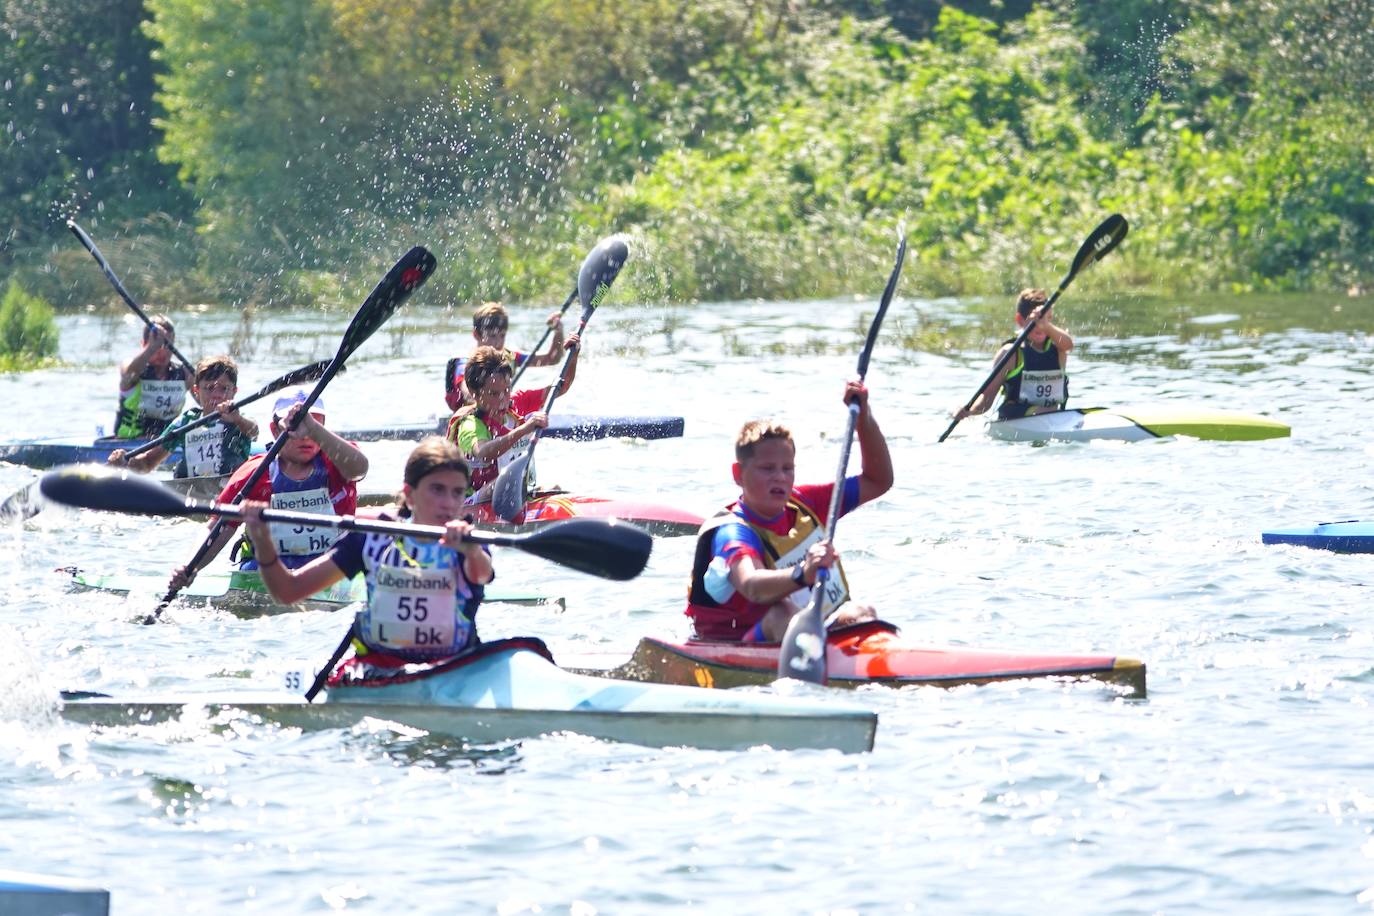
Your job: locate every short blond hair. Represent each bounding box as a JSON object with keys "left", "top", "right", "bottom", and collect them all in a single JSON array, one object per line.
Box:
[
  {"left": 735, "top": 420, "right": 794, "bottom": 464},
  {"left": 472, "top": 302, "right": 509, "bottom": 332}
]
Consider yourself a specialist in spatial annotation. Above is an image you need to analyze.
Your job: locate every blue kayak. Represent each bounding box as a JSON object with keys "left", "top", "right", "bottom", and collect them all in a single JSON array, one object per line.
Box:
[
  {"left": 1261, "top": 521, "right": 1374, "bottom": 553},
  {"left": 0, "top": 415, "right": 685, "bottom": 470}
]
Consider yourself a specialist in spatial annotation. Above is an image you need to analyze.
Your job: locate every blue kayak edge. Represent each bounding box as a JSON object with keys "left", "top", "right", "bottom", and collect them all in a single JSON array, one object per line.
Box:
[{"left": 1261, "top": 521, "right": 1374, "bottom": 554}]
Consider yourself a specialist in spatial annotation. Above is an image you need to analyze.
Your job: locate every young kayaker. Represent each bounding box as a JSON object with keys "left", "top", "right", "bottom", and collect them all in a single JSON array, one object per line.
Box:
[
  {"left": 685, "top": 380, "right": 893, "bottom": 643},
  {"left": 952, "top": 288, "right": 1075, "bottom": 422},
  {"left": 107, "top": 355, "right": 258, "bottom": 477},
  {"left": 166, "top": 390, "right": 368, "bottom": 590},
  {"left": 114, "top": 315, "right": 190, "bottom": 438},
  {"left": 447, "top": 334, "right": 579, "bottom": 503},
  {"left": 241, "top": 437, "right": 493, "bottom": 665},
  {"left": 443, "top": 302, "right": 566, "bottom": 411}
]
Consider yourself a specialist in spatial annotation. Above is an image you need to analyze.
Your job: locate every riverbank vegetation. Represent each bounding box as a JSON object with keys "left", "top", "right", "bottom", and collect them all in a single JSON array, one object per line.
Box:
[{"left": 3, "top": 0, "right": 1370, "bottom": 308}]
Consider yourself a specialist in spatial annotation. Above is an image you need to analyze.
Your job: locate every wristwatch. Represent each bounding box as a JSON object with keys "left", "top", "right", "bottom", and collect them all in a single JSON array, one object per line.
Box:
[{"left": 790, "top": 564, "right": 806, "bottom": 587}]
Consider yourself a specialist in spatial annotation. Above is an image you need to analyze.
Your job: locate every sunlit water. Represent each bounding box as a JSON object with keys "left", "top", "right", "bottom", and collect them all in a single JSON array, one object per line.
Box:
[{"left": 2, "top": 290, "right": 1372, "bottom": 914}]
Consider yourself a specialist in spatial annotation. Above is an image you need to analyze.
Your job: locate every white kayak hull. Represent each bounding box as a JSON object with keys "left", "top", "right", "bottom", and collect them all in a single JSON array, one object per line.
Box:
[
  {"left": 986, "top": 406, "right": 1290, "bottom": 443},
  {"left": 60, "top": 642, "right": 876, "bottom": 753}
]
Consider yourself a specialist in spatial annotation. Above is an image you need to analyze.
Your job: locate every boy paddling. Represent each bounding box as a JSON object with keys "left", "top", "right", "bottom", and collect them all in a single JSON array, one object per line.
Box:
[
  {"left": 447, "top": 335, "right": 579, "bottom": 504},
  {"left": 107, "top": 355, "right": 258, "bottom": 477},
  {"left": 685, "top": 381, "right": 893, "bottom": 643},
  {"left": 167, "top": 390, "right": 368, "bottom": 591},
  {"left": 952, "top": 288, "right": 1075, "bottom": 422},
  {"left": 114, "top": 315, "right": 190, "bottom": 438},
  {"left": 444, "top": 302, "right": 566, "bottom": 411}
]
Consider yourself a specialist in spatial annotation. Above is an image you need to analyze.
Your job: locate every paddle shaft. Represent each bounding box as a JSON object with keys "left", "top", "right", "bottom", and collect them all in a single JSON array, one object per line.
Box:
[
  {"left": 67, "top": 220, "right": 197, "bottom": 376},
  {"left": 937, "top": 214, "right": 1129, "bottom": 443},
  {"left": 509, "top": 288, "right": 576, "bottom": 389},
  {"left": 778, "top": 233, "right": 907, "bottom": 684},
  {"left": 123, "top": 359, "right": 333, "bottom": 460},
  {"left": 154, "top": 247, "right": 434, "bottom": 615}
]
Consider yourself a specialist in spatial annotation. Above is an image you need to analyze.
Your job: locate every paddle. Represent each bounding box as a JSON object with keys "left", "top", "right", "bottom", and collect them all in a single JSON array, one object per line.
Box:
[
  {"left": 67, "top": 220, "right": 197, "bottom": 376},
  {"left": 937, "top": 214, "right": 1129, "bottom": 442},
  {"left": 509, "top": 288, "right": 577, "bottom": 389},
  {"left": 491, "top": 236, "right": 630, "bottom": 522},
  {"left": 777, "top": 230, "right": 907, "bottom": 685},
  {"left": 148, "top": 246, "right": 437, "bottom": 622},
  {"left": 39, "top": 466, "right": 654, "bottom": 581},
  {"left": 120, "top": 358, "right": 336, "bottom": 462}
]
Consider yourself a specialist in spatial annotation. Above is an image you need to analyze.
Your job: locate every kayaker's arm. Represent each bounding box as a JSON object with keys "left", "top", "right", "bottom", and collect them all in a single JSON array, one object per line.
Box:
[
  {"left": 295, "top": 413, "right": 369, "bottom": 481},
  {"left": 954, "top": 343, "right": 1014, "bottom": 421},
  {"left": 729, "top": 546, "right": 833, "bottom": 606},
  {"left": 553, "top": 333, "right": 580, "bottom": 396},
  {"left": 119, "top": 329, "right": 167, "bottom": 391},
  {"left": 107, "top": 445, "right": 169, "bottom": 474},
  {"left": 241, "top": 503, "right": 347, "bottom": 604},
  {"left": 849, "top": 381, "right": 893, "bottom": 505},
  {"left": 1029, "top": 304, "right": 1074, "bottom": 361},
  {"left": 470, "top": 414, "right": 546, "bottom": 461},
  {"left": 442, "top": 520, "right": 494, "bottom": 585},
  {"left": 527, "top": 311, "right": 566, "bottom": 368}
]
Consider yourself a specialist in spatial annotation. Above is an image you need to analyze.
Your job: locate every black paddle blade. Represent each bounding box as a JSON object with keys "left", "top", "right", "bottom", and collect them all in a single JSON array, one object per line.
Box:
[
  {"left": 491, "top": 451, "right": 532, "bottom": 523},
  {"left": 499, "top": 518, "right": 653, "bottom": 581},
  {"left": 1068, "top": 214, "right": 1129, "bottom": 280},
  {"left": 577, "top": 236, "right": 630, "bottom": 311},
  {"left": 39, "top": 465, "right": 200, "bottom": 517},
  {"left": 855, "top": 232, "right": 907, "bottom": 380},
  {"left": 253, "top": 358, "right": 336, "bottom": 398},
  {"left": 339, "top": 246, "right": 437, "bottom": 361}
]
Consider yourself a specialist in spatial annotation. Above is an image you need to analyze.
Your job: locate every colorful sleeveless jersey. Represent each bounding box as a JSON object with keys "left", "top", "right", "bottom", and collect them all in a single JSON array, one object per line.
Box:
[
  {"left": 215, "top": 450, "right": 358, "bottom": 569},
  {"left": 114, "top": 364, "right": 189, "bottom": 438},
  {"left": 444, "top": 349, "right": 527, "bottom": 411},
  {"left": 997, "top": 338, "right": 1068, "bottom": 420},
  {"left": 161, "top": 405, "right": 254, "bottom": 479},
  {"left": 685, "top": 480, "right": 859, "bottom": 641},
  {"left": 449, "top": 387, "right": 548, "bottom": 495},
  {"left": 330, "top": 515, "right": 488, "bottom": 662}
]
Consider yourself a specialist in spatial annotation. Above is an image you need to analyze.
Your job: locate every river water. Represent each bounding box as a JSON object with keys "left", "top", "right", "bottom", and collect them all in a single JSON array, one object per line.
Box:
[{"left": 1, "top": 284, "right": 1371, "bottom": 914}]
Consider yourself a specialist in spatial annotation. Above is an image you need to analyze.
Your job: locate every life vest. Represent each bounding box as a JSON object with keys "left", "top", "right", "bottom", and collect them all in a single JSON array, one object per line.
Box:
[
  {"left": 685, "top": 495, "right": 850, "bottom": 641},
  {"left": 998, "top": 337, "right": 1068, "bottom": 420},
  {"left": 168, "top": 406, "right": 253, "bottom": 479},
  {"left": 347, "top": 521, "right": 486, "bottom": 662},
  {"left": 220, "top": 451, "right": 357, "bottom": 567},
  {"left": 114, "top": 364, "right": 189, "bottom": 438}
]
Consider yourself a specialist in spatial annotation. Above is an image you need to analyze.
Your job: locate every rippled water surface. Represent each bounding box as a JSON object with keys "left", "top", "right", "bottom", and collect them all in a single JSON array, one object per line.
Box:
[{"left": 2, "top": 287, "right": 1372, "bottom": 914}]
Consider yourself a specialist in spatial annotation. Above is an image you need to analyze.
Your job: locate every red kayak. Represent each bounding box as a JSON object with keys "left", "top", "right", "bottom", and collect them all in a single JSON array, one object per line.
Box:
[
  {"left": 570, "top": 620, "right": 1146, "bottom": 695},
  {"left": 363, "top": 489, "right": 702, "bottom": 537}
]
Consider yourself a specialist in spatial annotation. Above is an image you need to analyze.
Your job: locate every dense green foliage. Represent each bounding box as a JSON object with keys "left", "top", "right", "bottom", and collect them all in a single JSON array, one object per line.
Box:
[
  {"left": 2, "top": 0, "right": 1370, "bottom": 307},
  {"left": 0, "top": 279, "right": 59, "bottom": 369}
]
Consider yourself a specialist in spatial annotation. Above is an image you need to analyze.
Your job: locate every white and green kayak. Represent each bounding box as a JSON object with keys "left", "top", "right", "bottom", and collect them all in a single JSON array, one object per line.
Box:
[
  {"left": 65, "top": 569, "right": 563, "bottom": 615},
  {"left": 986, "top": 406, "right": 1290, "bottom": 443}
]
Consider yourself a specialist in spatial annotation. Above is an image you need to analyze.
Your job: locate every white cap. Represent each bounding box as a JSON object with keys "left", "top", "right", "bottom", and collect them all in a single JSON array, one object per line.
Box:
[{"left": 271, "top": 389, "right": 326, "bottom": 421}]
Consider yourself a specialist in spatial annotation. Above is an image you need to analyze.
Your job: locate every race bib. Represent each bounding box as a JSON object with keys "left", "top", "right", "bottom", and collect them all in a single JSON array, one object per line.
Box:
[
  {"left": 366, "top": 564, "right": 465, "bottom": 654},
  {"left": 141, "top": 379, "right": 187, "bottom": 420},
  {"left": 775, "top": 528, "right": 849, "bottom": 616},
  {"left": 1021, "top": 369, "right": 1066, "bottom": 408},
  {"left": 270, "top": 487, "right": 337, "bottom": 556},
  {"left": 183, "top": 423, "right": 225, "bottom": 477}
]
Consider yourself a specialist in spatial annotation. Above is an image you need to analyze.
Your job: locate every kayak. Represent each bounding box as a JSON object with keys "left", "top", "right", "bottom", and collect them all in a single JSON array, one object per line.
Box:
[
  {"left": 986, "top": 406, "right": 1290, "bottom": 443},
  {"left": 58, "top": 638, "right": 877, "bottom": 753},
  {"left": 65, "top": 568, "right": 563, "bottom": 614},
  {"left": 0, "top": 434, "right": 182, "bottom": 470},
  {"left": 335, "top": 413, "right": 685, "bottom": 443},
  {"left": 0, "top": 414, "right": 684, "bottom": 470},
  {"left": 0, "top": 871, "right": 109, "bottom": 916},
  {"left": 1261, "top": 521, "right": 1374, "bottom": 553},
  {"left": 568, "top": 621, "right": 1147, "bottom": 696},
  {"left": 453, "top": 490, "right": 702, "bottom": 537}
]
